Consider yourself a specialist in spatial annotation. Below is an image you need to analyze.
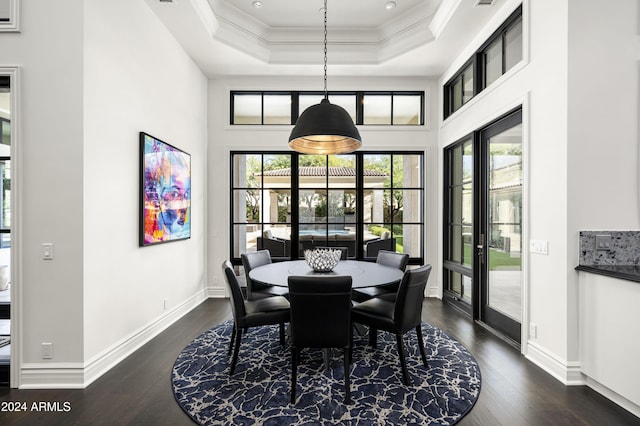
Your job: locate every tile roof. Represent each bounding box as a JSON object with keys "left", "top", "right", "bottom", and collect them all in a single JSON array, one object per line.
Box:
[{"left": 259, "top": 167, "right": 387, "bottom": 177}]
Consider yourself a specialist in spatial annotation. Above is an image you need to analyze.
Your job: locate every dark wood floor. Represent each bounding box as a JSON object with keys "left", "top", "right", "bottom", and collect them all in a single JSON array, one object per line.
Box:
[{"left": 0, "top": 298, "right": 638, "bottom": 425}]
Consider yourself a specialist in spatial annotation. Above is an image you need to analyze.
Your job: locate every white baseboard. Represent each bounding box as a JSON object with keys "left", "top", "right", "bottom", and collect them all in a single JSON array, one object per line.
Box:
[
  {"left": 19, "top": 363, "right": 85, "bottom": 389},
  {"left": 585, "top": 376, "right": 640, "bottom": 418},
  {"left": 19, "top": 289, "right": 208, "bottom": 389},
  {"left": 524, "top": 340, "right": 584, "bottom": 385},
  {"left": 207, "top": 286, "right": 226, "bottom": 298}
]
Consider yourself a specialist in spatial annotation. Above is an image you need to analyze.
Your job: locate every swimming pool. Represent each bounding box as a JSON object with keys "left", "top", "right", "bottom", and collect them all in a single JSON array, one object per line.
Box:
[{"left": 298, "top": 229, "right": 353, "bottom": 237}]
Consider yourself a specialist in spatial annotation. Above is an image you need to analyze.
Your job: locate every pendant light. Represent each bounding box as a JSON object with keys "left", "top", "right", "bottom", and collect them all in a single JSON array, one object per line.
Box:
[{"left": 288, "top": 0, "right": 362, "bottom": 155}]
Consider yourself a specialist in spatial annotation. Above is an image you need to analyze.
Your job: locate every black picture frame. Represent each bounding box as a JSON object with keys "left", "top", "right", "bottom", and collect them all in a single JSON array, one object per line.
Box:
[{"left": 139, "top": 132, "right": 191, "bottom": 246}]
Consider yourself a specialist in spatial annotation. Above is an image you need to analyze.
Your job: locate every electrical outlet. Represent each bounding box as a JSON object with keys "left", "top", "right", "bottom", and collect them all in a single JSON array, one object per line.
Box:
[
  {"left": 42, "top": 342, "right": 53, "bottom": 359},
  {"left": 529, "top": 323, "right": 537, "bottom": 339},
  {"left": 212, "top": 276, "right": 218, "bottom": 285},
  {"left": 164, "top": 299, "right": 169, "bottom": 311},
  {"left": 595, "top": 234, "right": 613, "bottom": 251}
]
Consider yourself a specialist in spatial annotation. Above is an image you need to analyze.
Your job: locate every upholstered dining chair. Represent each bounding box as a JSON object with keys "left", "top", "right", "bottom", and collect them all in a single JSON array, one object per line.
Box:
[
  {"left": 351, "top": 264, "right": 432, "bottom": 385},
  {"left": 352, "top": 250, "right": 410, "bottom": 302},
  {"left": 287, "top": 275, "right": 353, "bottom": 404},
  {"left": 241, "top": 250, "right": 289, "bottom": 300},
  {"left": 222, "top": 260, "right": 290, "bottom": 375}
]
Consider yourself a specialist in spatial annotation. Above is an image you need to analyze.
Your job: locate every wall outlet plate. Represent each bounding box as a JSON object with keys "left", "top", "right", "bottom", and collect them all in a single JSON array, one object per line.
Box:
[
  {"left": 530, "top": 240, "right": 548, "bottom": 255},
  {"left": 595, "top": 234, "right": 613, "bottom": 251}
]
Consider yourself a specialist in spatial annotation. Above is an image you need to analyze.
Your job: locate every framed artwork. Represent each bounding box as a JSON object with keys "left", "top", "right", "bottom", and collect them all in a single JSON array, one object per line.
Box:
[{"left": 140, "top": 132, "right": 191, "bottom": 246}]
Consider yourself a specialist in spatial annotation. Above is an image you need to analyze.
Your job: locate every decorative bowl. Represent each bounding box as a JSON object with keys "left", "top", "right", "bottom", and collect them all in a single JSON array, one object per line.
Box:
[{"left": 304, "top": 248, "right": 342, "bottom": 272}]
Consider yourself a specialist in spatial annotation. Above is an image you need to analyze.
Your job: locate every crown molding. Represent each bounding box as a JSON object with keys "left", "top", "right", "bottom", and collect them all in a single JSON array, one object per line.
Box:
[{"left": 203, "top": 0, "right": 439, "bottom": 65}]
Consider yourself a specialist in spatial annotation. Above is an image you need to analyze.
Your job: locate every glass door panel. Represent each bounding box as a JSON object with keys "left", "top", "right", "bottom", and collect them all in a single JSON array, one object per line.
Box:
[
  {"left": 443, "top": 139, "right": 473, "bottom": 309},
  {"left": 486, "top": 124, "right": 523, "bottom": 322},
  {"left": 479, "top": 111, "right": 522, "bottom": 344}
]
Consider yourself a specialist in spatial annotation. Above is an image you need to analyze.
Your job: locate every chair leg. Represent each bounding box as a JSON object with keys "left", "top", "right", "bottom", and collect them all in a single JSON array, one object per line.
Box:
[
  {"left": 343, "top": 347, "right": 351, "bottom": 404},
  {"left": 228, "top": 325, "right": 236, "bottom": 356},
  {"left": 416, "top": 324, "right": 428, "bottom": 368},
  {"left": 229, "top": 327, "right": 243, "bottom": 375},
  {"left": 368, "top": 327, "right": 378, "bottom": 348},
  {"left": 291, "top": 347, "right": 298, "bottom": 404},
  {"left": 396, "top": 334, "right": 411, "bottom": 385},
  {"left": 279, "top": 322, "right": 285, "bottom": 346}
]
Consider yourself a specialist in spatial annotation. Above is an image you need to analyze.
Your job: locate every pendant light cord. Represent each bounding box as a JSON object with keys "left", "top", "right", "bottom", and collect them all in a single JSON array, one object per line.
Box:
[{"left": 323, "top": 0, "right": 328, "bottom": 101}]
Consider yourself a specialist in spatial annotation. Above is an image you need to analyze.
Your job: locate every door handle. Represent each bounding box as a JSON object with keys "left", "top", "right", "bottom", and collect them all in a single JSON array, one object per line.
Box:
[{"left": 476, "top": 244, "right": 485, "bottom": 264}]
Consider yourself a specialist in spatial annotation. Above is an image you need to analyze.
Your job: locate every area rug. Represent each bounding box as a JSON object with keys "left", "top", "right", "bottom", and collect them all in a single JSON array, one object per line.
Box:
[{"left": 172, "top": 321, "right": 481, "bottom": 425}]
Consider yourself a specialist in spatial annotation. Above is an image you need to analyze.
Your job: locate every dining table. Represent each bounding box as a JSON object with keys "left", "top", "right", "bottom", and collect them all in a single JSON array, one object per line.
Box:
[
  {"left": 248, "top": 259, "right": 404, "bottom": 290},
  {"left": 248, "top": 259, "right": 404, "bottom": 369}
]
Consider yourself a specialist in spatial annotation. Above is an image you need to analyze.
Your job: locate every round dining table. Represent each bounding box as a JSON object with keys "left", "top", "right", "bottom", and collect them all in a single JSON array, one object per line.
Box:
[{"left": 248, "top": 260, "right": 403, "bottom": 289}]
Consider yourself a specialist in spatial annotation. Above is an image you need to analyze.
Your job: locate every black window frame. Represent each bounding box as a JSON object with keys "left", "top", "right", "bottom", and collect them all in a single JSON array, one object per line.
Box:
[
  {"left": 230, "top": 91, "right": 425, "bottom": 126},
  {"left": 443, "top": 5, "right": 522, "bottom": 119},
  {"left": 229, "top": 151, "right": 425, "bottom": 267}
]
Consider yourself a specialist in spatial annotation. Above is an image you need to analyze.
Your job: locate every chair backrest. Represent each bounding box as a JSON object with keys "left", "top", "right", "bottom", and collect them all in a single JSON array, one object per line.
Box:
[
  {"left": 393, "top": 264, "right": 432, "bottom": 332},
  {"left": 222, "top": 260, "right": 246, "bottom": 320},
  {"left": 376, "top": 250, "right": 410, "bottom": 272},
  {"left": 241, "top": 249, "right": 272, "bottom": 298},
  {"left": 313, "top": 246, "right": 348, "bottom": 260},
  {"left": 287, "top": 275, "right": 353, "bottom": 348}
]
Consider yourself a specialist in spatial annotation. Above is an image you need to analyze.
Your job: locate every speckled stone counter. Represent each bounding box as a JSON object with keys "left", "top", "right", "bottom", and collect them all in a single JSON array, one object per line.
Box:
[
  {"left": 577, "top": 231, "right": 640, "bottom": 283},
  {"left": 575, "top": 264, "right": 640, "bottom": 283}
]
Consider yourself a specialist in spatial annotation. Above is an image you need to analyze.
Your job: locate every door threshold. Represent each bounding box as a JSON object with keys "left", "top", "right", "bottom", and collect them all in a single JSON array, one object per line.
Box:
[{"left": 476, "top": 320, "right": 520, "bottom": 350}]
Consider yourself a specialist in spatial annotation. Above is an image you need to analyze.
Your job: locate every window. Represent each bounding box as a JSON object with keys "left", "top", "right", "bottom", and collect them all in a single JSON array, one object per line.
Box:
[
  {"left": 443, "top": 139, "right": 473, "bottom": 306},
  {"left": 231, "top": 92, "right": 292, "bottom": 125},
  {"left": 231, "top": 91, "right": 424, "bottom": 126},
  {"left": 230, "top": 151, "right": 425, "bottom": 265},
  {"left": 479, "top": 10, "right": 523, "bottom": 90},
  {"left": 444, "top": 62, "right": 474, "bottom": 118},
  {"left": 443, "top": 5, "right": 522, "bottom": 119}
]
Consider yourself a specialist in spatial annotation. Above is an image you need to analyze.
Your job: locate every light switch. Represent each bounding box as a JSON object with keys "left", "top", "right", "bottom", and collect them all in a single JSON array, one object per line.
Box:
[
  {"left": 529, "top": 239, "right": 549, "bottom": 255},
  {"left": 42, "top": 243, "right": 54, "bottom": 260}
]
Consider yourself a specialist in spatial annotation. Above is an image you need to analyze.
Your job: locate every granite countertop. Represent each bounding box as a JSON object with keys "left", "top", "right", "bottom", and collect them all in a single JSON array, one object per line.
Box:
[{"left": 575, "top": 264, "right": 640, "bottom": 283}]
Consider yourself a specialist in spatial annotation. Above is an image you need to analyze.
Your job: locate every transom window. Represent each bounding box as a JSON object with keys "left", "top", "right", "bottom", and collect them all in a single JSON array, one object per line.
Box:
[
  {"left": 444, "top": 5, "right": 522, "bottom": 118},
  {"left": 231, "top": 91, "right": 424, "bottom": 126},
  {"left": 230, "top": 152, "right": 425, "bottom": 265}
]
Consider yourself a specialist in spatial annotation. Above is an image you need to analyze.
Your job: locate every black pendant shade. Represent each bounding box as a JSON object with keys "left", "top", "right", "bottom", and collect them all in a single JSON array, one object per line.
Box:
[
  {"left": 287, "top": 0, "right": 362, "bottom": 155},
  {"left": 288, "top": 98, "right": 362, "bottom": 155}
]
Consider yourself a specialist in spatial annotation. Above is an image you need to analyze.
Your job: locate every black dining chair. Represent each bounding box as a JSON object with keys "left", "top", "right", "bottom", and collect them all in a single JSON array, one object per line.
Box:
[
  {"left": 288, "top": 275, "right": 353, "bottom": 404},
  {"left": 241, "top": 250, "right": 290, "bottom": 300},
  {"left": 352, "top": 250, "right": 409, "bottom": 302},
  {"left": 222, "top": 260, "right": 290, "bottom": 375},
  {"left": 351, "top": 264, "right": 432, "bottom": 385}
]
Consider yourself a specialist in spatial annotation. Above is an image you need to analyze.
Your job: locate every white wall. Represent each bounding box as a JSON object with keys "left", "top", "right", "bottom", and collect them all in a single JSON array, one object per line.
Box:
[
  {"left": 579, "top": 272, "right": 640, "bottom": 414},
  {"left": 83, "top": 0, "right": 208, "bottom": 375},
  {"left": 0, "top": 0, "right": 207, "bottom": 387},
  {"left": 568, "top": 0, "right": 640, "bottom": 415},
  {"left": 439, "top": 0, "right": 575, "bottom": 370},
  {"left": 207, "top": 76, "right": 439, "bottom": 296},
  {"left": 439, "top": 0, "right": 640, "bottom": 413},
  {"left": 0, "top": 0, "right": 86, "bottom": 373}
]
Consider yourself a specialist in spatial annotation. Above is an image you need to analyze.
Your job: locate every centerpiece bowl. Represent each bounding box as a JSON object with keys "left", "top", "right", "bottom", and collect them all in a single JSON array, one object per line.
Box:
[{"left": 304, "top": 248, "right": 342, "bottom": 272}]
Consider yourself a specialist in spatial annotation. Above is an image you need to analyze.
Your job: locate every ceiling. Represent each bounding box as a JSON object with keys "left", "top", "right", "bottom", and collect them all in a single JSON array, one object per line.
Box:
[{"left": 145, "top": 0, "right": 507, "bottom": 78}]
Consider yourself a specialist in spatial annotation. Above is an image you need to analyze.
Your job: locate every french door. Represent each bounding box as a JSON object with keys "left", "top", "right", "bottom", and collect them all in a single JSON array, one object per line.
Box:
[{"left": 444, "top": 108, "right": 522, "bottom": 344}]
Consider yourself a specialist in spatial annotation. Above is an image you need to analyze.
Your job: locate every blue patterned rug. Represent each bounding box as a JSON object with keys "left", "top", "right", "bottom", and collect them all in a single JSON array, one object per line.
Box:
[{"left": 172, "top": 321, "right": 481, "bottom": 425}]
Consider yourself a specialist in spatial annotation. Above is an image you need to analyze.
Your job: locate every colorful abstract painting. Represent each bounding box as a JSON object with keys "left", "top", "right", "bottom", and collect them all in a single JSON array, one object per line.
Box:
[{"left": 140, "top": 132, "right": 191, "bottom": 246}]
